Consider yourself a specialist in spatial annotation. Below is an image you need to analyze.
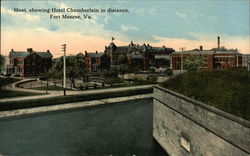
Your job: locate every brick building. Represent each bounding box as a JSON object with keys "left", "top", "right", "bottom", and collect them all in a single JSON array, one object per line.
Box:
[
  {"left": 104, "top": 41, "right": 174, "bottom": 70},
  {"left": 171, "top": 37, "right": 243, "bottom": 70},
  {"left": 84, "top": 51, "right": 110, "bottom": 72},
  {"left": 6, "top": 48, "right": 53, "bottom": 76},
  {"left": 171, "top": 49, "right": 242, "bottom": 70}
]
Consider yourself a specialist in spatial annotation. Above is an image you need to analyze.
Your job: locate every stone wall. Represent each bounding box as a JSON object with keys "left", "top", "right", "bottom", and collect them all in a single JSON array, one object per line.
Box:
[{"left": 153, "top": 85, "right": 250, "bottom": 156}]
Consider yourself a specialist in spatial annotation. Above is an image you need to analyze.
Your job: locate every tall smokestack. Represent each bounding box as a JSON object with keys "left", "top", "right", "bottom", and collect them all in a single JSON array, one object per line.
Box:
[{"left": 217, "top": 36, "right": 220, "bottom": 50}]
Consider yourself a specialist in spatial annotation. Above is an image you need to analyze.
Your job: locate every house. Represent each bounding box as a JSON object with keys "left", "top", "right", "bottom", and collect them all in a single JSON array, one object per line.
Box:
[
  {"left": 104, "top": 41, "right": 174, "bottom": 70},
  {"left": 84, "top": 51, "right": 110, "bottom": 72},
  {"left": 6, "top": 48, "right": 53, "bottom": 76}
]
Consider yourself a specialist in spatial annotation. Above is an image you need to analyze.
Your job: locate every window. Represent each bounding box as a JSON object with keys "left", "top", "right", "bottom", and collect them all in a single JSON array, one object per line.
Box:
[
  {"left": 204, "top": 56, "right": 208, "bottom": 63},
  {"left": 18, "top": 60, "right": 24, "bottom": 64}
]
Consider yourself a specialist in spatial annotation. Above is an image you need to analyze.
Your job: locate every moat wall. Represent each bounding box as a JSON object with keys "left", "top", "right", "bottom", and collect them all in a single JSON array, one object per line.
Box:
[{"left": 153, "top": 85, "right": 250, "bottom": 156}]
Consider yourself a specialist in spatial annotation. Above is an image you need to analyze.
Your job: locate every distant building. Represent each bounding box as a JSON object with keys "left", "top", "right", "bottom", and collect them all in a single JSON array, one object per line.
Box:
[
  {"left": 84, "top": 51, "right": 110, "bottom": 72},
  {"left": 6, "top": 48, "right": 53, "bottom": 76},
  {"left": 242, "top": 54, "right": 250, "bottom": 67},
  {"left": 171, "top": 37, "right": 243, "bottom": 70},
  {"left": 127, "top": 52, "right": 143, "bottom": 69},
  {"left": 104, "top": 41, "right": 174, "bottom": 70},
  {"left": 171, "top": 50, "right": 242, "bottom": 70}
]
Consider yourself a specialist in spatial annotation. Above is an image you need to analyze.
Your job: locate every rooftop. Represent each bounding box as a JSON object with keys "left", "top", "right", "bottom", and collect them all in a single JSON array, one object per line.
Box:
[
  {"left": 9, "top": 49, "right": 53, "bottom": 59},
  {"left": 172, "top": 50, "right": 242, "bottom": 55},
  {"left": 85, "top": 52, "right": 104, "bottom": 58}
]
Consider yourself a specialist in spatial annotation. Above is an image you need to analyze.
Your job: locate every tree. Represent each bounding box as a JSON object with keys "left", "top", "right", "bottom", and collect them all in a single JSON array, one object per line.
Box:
[
  {"left": 46, "top": 58, "right": 63, "bottom": 87},
  {"left": 149, "top": 67, "right": 156, "bottom": 74},
  {"left": 131, "top": 67, "right": 139, "bottom": 74},
  {"left": 118, "top": 64, "right": 130, "bottom": 79},
  {"left": 164, "top": 68, "right": 173, "bottom": 76},
  {"left": 146, "top": 75, "right": 158, "bottom": 83},
  {"left": 103, "top": 67, "right": 118, "bottom": 79},
  {"left": 0, "top": 55, "right": 5, "bottom": 73},
  {"left": 66, "top": 54, "right": 86, "bottom": 88},
  {"left": 117, "top": 55, "right": 128, "bottom": 65},
  {"left": 184, "top": 55, "right": 204, "bottom": 72},
  {"left": 46, "top": 53, "right": 86, "bottom": 88}
]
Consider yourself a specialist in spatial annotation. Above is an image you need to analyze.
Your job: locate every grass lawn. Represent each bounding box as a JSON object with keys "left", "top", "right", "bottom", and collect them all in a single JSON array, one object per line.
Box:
[
  {"left": 0, "top": 78, "right": 44, "bottom": 98},
  {"left": 161, "top": 68, "right": 250, "bottom": 120}
]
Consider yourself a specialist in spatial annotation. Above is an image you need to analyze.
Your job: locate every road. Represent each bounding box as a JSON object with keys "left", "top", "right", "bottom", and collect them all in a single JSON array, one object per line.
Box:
[
  {"left": 0, "top": 98, "right": 167, "bottom": 156},
  {"left": 0, "top": 78, "right": 153, "bottom": 103}
]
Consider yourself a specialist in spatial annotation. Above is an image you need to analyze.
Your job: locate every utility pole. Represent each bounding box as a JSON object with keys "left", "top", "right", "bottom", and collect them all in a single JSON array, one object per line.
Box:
[{"left": 62, "top": 44, "right": 67, "bottom": 96}]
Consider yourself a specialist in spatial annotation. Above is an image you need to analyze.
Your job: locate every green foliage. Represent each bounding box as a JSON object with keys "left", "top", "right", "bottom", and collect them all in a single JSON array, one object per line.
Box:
[
  {"left": 46, "top": 53, "right": 86, "bottom": 87},
  {"left": 104, "top": 78, "right": 123, "bottom": 85},
  {"left": 0, "top": 55, "right": 4, "bottom": 73},
  {"left": 66, "top": 54, "right": 86, "bottom": 87},
  {"left": 149, "top": 67, "right": 156, "bottom": 73},
  {"left": 161, "top": 68, "right": 250, "bottom": 120},
  {"left": 131, "top": 67, "right": 140, "bottom": 74},
  {"left": 117, "top": 65, "right": 130, "bottom": 77},
  {"left": 103, "top": 68, "right": 118, "bottom": 78},
  {"left": 184, "top": 55, "right": 204, "bottom": 72},
  {"left": 164, "top": 68, "right": 173, "bottom": 76},
  {"left": 117, "top": 55, "right": 128, "bottom": 65},
  {"left": 146, "top": 75, "right": 158, "bottom": 83}
]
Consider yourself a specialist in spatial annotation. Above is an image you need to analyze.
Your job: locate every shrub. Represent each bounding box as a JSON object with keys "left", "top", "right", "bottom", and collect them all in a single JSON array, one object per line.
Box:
[
  {"left": 146, "top": 75, "right": 158, "bottom": 83},
  {"left": 104, "top": 78, "right": 123, "bottom": 85},
  {"left": 103, "top": 68, "right": 118, "bottom": 78},
  {"left": 149, "top": 67, "right": 156, "bottom": 74},
  {"left": 164, "top": 68, "right": 173, "bottom": 76}
]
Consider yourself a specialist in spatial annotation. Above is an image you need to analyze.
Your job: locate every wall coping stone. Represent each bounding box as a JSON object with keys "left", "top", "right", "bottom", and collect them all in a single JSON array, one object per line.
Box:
[{"left": 154, "top": 85, "right": 250, "bottom": 128}]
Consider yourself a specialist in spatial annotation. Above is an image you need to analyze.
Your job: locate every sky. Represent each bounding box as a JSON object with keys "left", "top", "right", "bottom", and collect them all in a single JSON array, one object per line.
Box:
[{"left": 1, "top": 0, "right": 249, "bottom": 57}]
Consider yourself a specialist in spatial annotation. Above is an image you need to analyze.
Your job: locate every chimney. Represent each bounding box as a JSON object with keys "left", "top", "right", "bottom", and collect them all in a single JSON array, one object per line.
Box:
[
  {"left": 47, "top": 50, "right": 50, "bottom": 53},
  {"left": 27, "top": 48, "right": 33, "bottom": 53},
  {"left": 85, "top": 51, "right": 87, "bottom": 55},
  {"left": 217, "top": 36, "right": 220, "bottom": 50},
  {"left": 96, "top": 51, "right": 98, "bottom": 54},
  {"left": 11, "top": 49, "right": 14, "bottom": 52},
  {"left": 200, "top": 46, "right": 203, "bottom": 51}
]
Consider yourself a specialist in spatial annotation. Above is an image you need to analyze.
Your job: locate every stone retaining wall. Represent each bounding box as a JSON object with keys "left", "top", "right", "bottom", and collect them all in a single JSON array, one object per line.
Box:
[{"left": 153, "top": 85, "right": 250, "bottom": 156}]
